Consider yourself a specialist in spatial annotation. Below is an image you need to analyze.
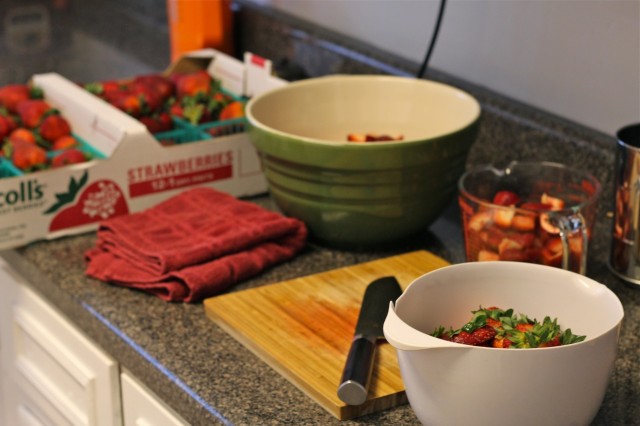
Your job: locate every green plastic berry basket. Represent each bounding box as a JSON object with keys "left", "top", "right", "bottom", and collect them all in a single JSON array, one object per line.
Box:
[
  {"left": 45, "top": 133, "right": 107, "bottom": 160},
  {"left": 0, "top": 133, "right": 105, "bottom": 178},
  {"left": 153, "top": 128, "right": 211, "bottom": 146}
]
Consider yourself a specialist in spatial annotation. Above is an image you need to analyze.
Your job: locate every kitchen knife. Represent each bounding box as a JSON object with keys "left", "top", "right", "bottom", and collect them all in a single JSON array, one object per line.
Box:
[{"left": 337, "top": 276, "right": 403, "bottom": 405}]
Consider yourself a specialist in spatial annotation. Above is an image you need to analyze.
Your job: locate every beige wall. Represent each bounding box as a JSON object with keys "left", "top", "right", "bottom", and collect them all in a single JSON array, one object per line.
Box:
[{"left": 255, "top": 0, "right": 640, "bottom": 136}]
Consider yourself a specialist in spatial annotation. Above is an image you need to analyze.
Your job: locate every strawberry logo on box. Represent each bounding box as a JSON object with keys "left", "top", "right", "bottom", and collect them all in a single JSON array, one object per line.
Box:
[{"left": 44, "top": 171, "right": 129, "bottom": 231}]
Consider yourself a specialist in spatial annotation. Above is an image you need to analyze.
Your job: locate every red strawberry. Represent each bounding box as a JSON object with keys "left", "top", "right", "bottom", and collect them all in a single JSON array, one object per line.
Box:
[
  {"left": 52, "top": 135, "right": 78, "bottom": 150},
  {"left": 0, "top": 85, "right": 31, "bottom": 112},
  {"left": 219, "top": 101, "right": 244, "bottom": 120},
  {"left": 8, "top": 128, "right": 37, "bottom": 145},
  {"left": 51, "top": 148, "right": 87, "bottom": 167},
  {"left": 0, "top": 116, "right": 10, "bottom": 139},
  {"left": 175, "top": 70, "right": 212, "bottom": 99},
  {"left": 2, "top": 114, "right": 18, "bottom": 132},
  {"left": 132, "top": 74, "right": 175, "bottom": 100},
  {"left": 16, "top": 99, "right": 52, "bottom": 128},
  {"left": 136, "top": 89, "right": 164, "bottom": 112},
  {"left": 139, "top": 112, "right": 173, "bottom": 133},
  {"left": 39, "top": 114, "right": 71, "bottom": 142},
  {"left": 84, "top": 81, "right": 123, "bottom": 98},
  {"left": 7, "top": 141, "right": 48, "bottom": 170},
  {"left": 169, "top": 103, "right": 184, "bottom": 119},
  {"left": 104, "top": 90, "right": 144, "bottom": 116},
  {"left": 492, "top": 190, "right": 520, "bottom": 206},
  {"left": 520, "top": 202, "right": 552, "bottom": 211}
]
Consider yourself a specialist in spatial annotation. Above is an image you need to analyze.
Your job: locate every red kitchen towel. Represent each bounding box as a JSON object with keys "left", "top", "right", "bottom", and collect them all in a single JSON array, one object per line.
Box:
[{"left": 84, "top": 187, "right": 307, "bottom": 302}]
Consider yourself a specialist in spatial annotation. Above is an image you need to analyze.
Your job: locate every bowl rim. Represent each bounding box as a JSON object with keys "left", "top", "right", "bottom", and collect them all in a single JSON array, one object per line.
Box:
[
  {"left": 458, "top": 160, "right": 603, "bottom": 214},
  {"left": 245, "top": 74, "right": 482, "bottom": 146},
  {"left": 392, "top": 261, "right": 624, "bottom": 351}
]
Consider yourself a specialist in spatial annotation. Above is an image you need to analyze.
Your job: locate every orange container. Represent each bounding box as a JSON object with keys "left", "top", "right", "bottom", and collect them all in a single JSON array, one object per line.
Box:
[{"left": 167, "top": 0, "right": 234, "bottom": 61}]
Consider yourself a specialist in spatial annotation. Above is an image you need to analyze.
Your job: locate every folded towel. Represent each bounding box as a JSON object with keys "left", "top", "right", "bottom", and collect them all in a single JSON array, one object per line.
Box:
[{"left": 85, "top": 187, "right": 307, "bottom": 302}]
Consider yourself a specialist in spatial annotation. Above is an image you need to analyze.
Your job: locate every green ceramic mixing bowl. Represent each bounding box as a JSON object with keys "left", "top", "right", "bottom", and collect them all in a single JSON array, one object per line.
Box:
[{"left": 246, "top": 75, "right": 481, "bottom": 247}]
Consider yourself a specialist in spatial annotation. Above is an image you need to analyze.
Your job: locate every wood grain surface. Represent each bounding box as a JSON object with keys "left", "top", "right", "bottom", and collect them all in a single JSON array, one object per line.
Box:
[{"left": 203, "top": 250, "right": 450, "bottom": 420}]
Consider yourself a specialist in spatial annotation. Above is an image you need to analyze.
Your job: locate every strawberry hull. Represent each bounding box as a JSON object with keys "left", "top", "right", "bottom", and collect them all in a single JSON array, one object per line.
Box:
[{"left": 0, "top": 49, "right": 286, "bottom": 250}]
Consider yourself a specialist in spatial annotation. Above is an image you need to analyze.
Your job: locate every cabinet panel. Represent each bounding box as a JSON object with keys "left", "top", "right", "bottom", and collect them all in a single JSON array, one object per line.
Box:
[
  {"left": 121, "top": 371, "right": 189, "bottom": 426},
  {"left": 0, "top": 261, "right": 122, "bottom": 426}
]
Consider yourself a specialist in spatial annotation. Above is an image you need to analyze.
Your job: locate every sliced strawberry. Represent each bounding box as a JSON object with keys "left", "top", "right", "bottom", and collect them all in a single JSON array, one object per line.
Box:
[
  {"left": 499, "top": 248, "right": 529, "bottom": 262},
  {"left": 508, "top": 232, "right": 536, "bottom": 247},
  {"left": 492, "top": 190, "right": 520, "bottom": 206},
  {"left": 493, "top": 207, "right": 515, "bottom": 228},
  {"left": 541, "top": 193, "right": 565, "bottom": 210},
  {"left": 540, "top": 213, "right": 560, "bottom": 234},
  {"left": 520, "top": 202, "right": 553, "bottom": 211},
  {"left": 541, "top": 246, "right": 563, "bottom": 267},
  {"left": 498, "top": 237, "right": 523, "bottom": 254},
  {"left": 347, "top": 133, "right": 366, "bottom": 142},
  {"left": 478, "top": 250, "right": 500, "bottom": 261},
  {"left": 468, "top": 211, "right": 492, "bottom": 231},
  {"left": 511, "top": 214, "right": 536, "bottom": 231},
  {"left": 482, "top": 226, "right": 506, "bottom": 249},
  {"left": 452, "top": 326, "right": 497, "bottom": 346}
]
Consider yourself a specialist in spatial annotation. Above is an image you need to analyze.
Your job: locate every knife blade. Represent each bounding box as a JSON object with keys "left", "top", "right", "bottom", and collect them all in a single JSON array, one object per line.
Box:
[{"left": 337, "top": 276, "right": 403, "bottom": 405}]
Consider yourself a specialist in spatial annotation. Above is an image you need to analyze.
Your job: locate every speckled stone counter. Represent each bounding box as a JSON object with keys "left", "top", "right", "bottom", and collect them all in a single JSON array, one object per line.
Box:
[{"left": 1, "top": 2, "right": 639, "bottom": 425}]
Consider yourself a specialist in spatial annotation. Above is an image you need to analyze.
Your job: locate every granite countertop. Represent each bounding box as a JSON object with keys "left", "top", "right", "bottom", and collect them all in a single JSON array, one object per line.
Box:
[{"left": 1, "top": 1, "right": 639, "bottom": 425}]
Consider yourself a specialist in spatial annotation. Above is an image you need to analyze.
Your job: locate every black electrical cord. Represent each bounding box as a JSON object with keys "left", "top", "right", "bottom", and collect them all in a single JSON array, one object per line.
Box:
[{"left": 416, "top": 0, "right": 448, "bottom": 79}]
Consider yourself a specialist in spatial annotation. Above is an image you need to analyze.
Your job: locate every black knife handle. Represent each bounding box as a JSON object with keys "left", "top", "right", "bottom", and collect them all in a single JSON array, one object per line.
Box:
[{"left": 337, "top": 336, "right": 376, "bottom": 405}]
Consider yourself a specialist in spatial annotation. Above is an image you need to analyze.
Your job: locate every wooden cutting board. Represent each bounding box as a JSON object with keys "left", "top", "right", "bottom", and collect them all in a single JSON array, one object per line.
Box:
[{"left": 203, "top": 250, "right": 450, "bottom": 420}]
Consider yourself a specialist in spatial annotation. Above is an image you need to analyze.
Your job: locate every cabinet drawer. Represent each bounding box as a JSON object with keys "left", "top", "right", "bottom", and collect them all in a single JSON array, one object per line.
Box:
[
  {"left": 0, "top": 262, "right": 122, "bottom": 426},
  {"left": 121, "top": 371, "right": 189, "bottom": 426}
]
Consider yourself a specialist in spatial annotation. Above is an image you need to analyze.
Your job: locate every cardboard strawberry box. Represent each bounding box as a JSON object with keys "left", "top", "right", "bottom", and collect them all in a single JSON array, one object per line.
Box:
[{"left": 0, "top": 49, "right": 287, "bottom": 250}]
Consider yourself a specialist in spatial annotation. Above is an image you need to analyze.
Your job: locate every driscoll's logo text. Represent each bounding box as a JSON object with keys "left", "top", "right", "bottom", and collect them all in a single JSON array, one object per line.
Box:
[{"left": 0, "top": 179, "right": 44, "bottom": 207}]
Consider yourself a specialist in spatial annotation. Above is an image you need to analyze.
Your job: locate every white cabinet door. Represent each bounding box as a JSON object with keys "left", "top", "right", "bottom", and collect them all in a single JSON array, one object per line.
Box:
[
  {"left": 121, "top": 370, "right": 189, "bottom": 426},
  {"left": 0, "top": 260, "right": 122, "bottom": 426}
]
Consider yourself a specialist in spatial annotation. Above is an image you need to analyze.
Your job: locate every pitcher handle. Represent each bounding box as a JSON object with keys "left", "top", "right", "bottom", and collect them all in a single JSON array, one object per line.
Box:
[{"left": 554, "top": 212, "right": 589, "bottom": 275}]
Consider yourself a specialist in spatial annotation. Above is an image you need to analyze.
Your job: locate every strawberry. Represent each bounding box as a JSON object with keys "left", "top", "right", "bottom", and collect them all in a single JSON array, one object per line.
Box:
[
  {"left": 132, "top": 74, "right": 175, "bottom": 100},
  {"left": 0, "top": 116, "right": 11, "bottom": 139},
  {"left": 104, "top": 90, "right": 144, "bottom": 116},
  {"left": 541, "top": 193, "right": 565, "bottom": 210},
  {"left": 468, "top": 211, "right": 492, "bottom": 231},
  {"left": 6, "top": 141, "right": 48, "bottom": 171},
  {"left": 175, "top": 70, "right": 212, "bottom": 99},
  {"left": 219, "top": 101, "right": 245, "bottom": 120},
  {"left": 492, "top": 190, "right": 520, "bottom": 206},
  {"left": 16, "top": 99, "right": 52, "bottom": 128},
  {"left": 169, "top": 102, "right": 184, "bottom": 119},
  {"left": 1, "top": 114, "right": 18, "bottom": 133},
  {"left": 84, "top": 80, "right": 122, "bottom": 97},
  {"left": 0, "top": 85, "right": 31, "bottom": 112},
  {"left": 51, "top": 148, "right": 87, "bottom": 168},
  {"left": 511, "top": 214, "right": 536, "bottom": 231},
  {"left": 52, "top": 135, "right": 78, "bottom": 150},
  {"left": 8, "top": 128, "right": 37, "bottom": 145},
  {"left": 477, "top": 250, "right": 499, "bottom": 261},
  {"left": 493, "top": 207, "right": 515, "bottom": 228},
  {"left": 39, "top": 114, "right": 71, "bottom": 142},
  {"left": 520, "top": 202, "right": 552, "bottom": 211},
  {"left": 139, "top": 112, "right": 173, "bottom": 133},
  {"left": 451, "top": 326, "right": 496, "bottom": 346}
]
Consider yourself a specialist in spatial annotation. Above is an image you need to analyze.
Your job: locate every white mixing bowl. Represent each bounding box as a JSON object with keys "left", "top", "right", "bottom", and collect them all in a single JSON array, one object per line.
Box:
[{"left": 384, "top": 261, "right": 623, "bottom": 426}]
